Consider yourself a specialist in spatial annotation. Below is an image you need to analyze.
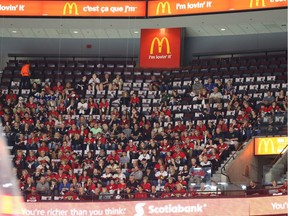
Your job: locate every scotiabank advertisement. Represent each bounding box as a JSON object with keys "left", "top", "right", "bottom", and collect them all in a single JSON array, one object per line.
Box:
[
  {"left": 0, "top": 1, "right": 146, "bottom": 17},
  {"left": 148, "top": 0, "right": 287, "bottom": 17},
  {"left": 22, "top": 196, "right": 288, "bottom": 216},
  {"left": 140, "top": 28, "right": 182, "bottom": 68}
]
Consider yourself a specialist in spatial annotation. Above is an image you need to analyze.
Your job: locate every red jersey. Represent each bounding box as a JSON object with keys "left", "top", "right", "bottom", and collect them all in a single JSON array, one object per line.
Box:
[
  {"left": 196, "top": 125, "right": 207, "bottom": 134},
  {"left": 130, "top": 97, "right": 140, "bottom": 104},
  {"left": 172, "top": 151, "right": 186, "bottom": 159},
  {"left": 53, "top": 85, "right": 64, "bottom": 93},
  {"left": 107, "top": 154, "right": 120, "bottom": 163},
  {"left": 141, "top": 182, "right": 151, "bottom": 192}
]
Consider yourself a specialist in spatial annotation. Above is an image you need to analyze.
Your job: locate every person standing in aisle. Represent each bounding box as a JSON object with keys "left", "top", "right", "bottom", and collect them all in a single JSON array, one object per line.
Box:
[{"left": 20, "top": 63, "right": 31, "bottom": 89}]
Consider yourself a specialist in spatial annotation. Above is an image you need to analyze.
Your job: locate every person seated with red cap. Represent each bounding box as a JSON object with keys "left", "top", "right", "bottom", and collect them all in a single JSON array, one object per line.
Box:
[{"left": 26, "top": 187, "right": 41, "bottom": 202}]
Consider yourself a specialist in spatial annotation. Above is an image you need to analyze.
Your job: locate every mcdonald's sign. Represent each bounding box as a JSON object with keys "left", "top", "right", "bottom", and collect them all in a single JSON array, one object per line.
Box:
[
  {"left": 63, "top": 2, "right": 79, "bottom": 15},
  {"left": 255, "top": 137, "right": 288, "bottom": 155},
  {"left": 250, "top": 0, "right": 266, "bottom": 8},
  {"left": 150, "top": 37, "right": 171, "bottom": 55},
  {"left": 140, "top": 28, "right": 182, "bottom": 68},
  {"left": 156, "top": 1, "right": 171, "bottom": 15},
  {"left": 147, "top": 0, "right": 287, "bottom": 17}
]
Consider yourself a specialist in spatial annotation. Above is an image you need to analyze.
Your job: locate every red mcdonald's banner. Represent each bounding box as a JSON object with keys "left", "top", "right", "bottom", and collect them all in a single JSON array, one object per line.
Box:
[
  {"left": 148, "top": 0, "right": 287, "bottom": 17},
  {"left": 254, "top": 137, "right": 288, "bottom": 155},
  {"left": 140, "top": 28, "right": 182, "bottom": 68},
  {"left": 0, "top": 1, "right": 146, "bottom": 17}
]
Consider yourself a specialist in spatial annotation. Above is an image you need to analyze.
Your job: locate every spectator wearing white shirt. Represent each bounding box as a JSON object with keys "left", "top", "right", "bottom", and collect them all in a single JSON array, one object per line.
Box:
[
  {"left": 77, "top": 98, "right": 88, "bottom": 115},
  {"left": 138, "top": 150, "right": 151, "bottom": 161},
  {"left": 155, "top": 165, "right": 168, "bottom": 180},
  {"left": 88, "top": 73, "right": 101, "bottom": 91},
  {"left": 209, "top": 87, "right": 223, "bottom": 104}
]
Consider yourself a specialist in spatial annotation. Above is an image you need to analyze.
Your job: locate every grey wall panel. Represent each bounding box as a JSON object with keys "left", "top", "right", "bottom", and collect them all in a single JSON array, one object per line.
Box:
[{"left": 0, "top": 32, "right": 286, "bottom": 69}]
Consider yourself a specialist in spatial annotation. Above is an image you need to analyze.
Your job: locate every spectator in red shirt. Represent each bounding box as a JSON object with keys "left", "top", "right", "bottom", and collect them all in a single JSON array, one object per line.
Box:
[
  {"left": 37, "top": 142, "right": 49, "bottom": 154},
  {"left": 46, "top": 115, "right": 55, "bottom": 128},
  {"left": 84, "top": 177, "right": 96, "bottom": 193},
  {"left": 107, "top": 150, "right": 120, "bottom": 163},
  {"left": 48, "top": 106, "right": 59, "bottom": 119},
  {"left": 208, "top": 148, "right": 220, "bottom": 171},
  {"left": 141, "top": 176, "right": 151, "bottom": 192},
  {"left": 22, "top": 113, "right": 34, "bottom": 125},
  {"left": 68, "top": 124, "right": 80, "bottom": 138},
  {"left": 243, "top": 101, "right": 253, "bottom": 114},
  {"left": 64, "top": 186, "right": 78, "bottom": 200},
  {"left": 217, "top": 138, "right": 229, "bottom": 161},
  {"left": 26, "top": 96, "right": 37, "bottom": 113},
  {"left": 87, "top": 97, "right": 98, "bottom": 115},
  {"left": 117, "top": 179, "right": 127, "bottom": 192},
  {"left": 130, "top": 93, "right": 140, "bottom": 107},
  {"left": 173, "top": 183, "right": 186, "bottom": 198},
  {"left": 84, "top": 132, "right": 96, "bottom": 151},
  {"left": 99, "top": 97, "right": 109, "bottom": 115},
  {"left": 60, "top": 141, "right": 72, "bottom": 154},
  {"left": 59, "top": 159, "right": 71, "bottom": 173},
  {"left": 172, "top": 146, "right": 187, "bottom": 165},
  {"left": 53, "top": 82, "right": 64, "bottom": 95},
  {"left": 196, "top": 120, "right": 207, "bottom": 135},
  {"left": 176, "top": 175, "right": 187, "bottom": 188},
  {"left": 25, "top": 150, "right": 38, "bottom": 169},
  {"left": 164, "top": 177, "right": 175, "bottom": 191},
  {"left": 267, "top": 101, "right": 280, "bottom": 114},
  {"left": 5, "top": 90, "right": 17, "bottom": 104},
  {"left": 26, "top": 187, "right": 41, "bottom": 202},
  {"left": 216, "top": 118, "right": 228, "bottom": 133},
  {"left": 159, "top": 106, "right": 171, "bottom": 122},
  {"left": 173, "top": 121, "right": 186, "bottom": 133},
  {"left": 106, "top": 179, "right": 117, "bottom": 193},
  {"left": 161, "top": 186, "right": 172, "bottom": 198},
  {"left": 27, "top": 132, "right": 39, "bottom": 151},
  {"left": 64, "top": 115, "right": 75, "bottom": 128},
  {"left": 134, "top": 185, "right": 148, "bottom": 199}
]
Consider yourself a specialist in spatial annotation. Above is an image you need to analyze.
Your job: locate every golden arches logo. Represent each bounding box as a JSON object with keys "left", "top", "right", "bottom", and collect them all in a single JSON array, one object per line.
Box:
[
  {"left": 250, "top": 0, "right": 266, "bottom": 8},
  {"left": 63, "top": 2, "right": 79, "bottom": 15},
  {"left": 156, "top": 1, "right": 171, "bottom": 15},
  {"left": 150, "top": 37, "right": 171, "bottom": 55},
  {"left": 257, "top": 138, "right": 275, "bottom": 154}
]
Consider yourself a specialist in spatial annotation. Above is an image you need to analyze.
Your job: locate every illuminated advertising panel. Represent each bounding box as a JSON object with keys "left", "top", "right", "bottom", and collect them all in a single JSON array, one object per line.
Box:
[
  {"left": 22, "top": 196, "right": 288, "bottom": 216},
  {"left": 249, "top": 196, "right": 288, "bottom": 216},
  {"left": 140, "top": 28, "right": 182, "bottom": 68},
  {"left": 255, "top": 137, "right": 288, "bottom": 155},
  {"left": 0, "top": 1, "right": 146, "bottom": 17},
  {"left": 148, "top": 0, "right": 287, "bottom": 17}
]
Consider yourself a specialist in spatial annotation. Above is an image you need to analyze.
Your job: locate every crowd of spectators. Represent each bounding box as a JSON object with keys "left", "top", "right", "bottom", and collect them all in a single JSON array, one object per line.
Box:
[{"left": 0, "top": 70, "right": 287, "bottom": 202}]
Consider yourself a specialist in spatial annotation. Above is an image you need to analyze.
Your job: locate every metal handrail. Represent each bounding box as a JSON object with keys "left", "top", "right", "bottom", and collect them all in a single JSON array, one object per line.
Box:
[
  {"left": 220, "top": 138, "right": 253, "bottom": 183},
  {"left": 270, "top": 144, "right": 288, "bottom": 166},
  {"left": 8, "top": 53, "right": 139, "bottom": 62}
]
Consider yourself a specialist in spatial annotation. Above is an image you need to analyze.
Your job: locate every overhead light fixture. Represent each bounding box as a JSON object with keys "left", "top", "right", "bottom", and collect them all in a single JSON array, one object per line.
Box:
[
  {"left": 221, "top": 28, "right": 226, "bottom": 31},
  {"left": 11, "top": 30, "right": 17, "bottom": 33},
  {"left": 73, "top": 30, "right": 79, "bottom": 34},
  {"left": 134, "top": 31, "right": 139, "bottom": 34}
]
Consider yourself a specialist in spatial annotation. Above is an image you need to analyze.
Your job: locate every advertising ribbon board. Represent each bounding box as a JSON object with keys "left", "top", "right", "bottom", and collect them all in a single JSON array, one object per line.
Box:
[
  {"left": 0, "top": 1, "right": 146, "bottom": 17},
  {"left": 22, "top": 195, "right": 288, "bottom": 216},
  {"left": 148, "top": 0, "right": 287, "bottom": 17}
]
